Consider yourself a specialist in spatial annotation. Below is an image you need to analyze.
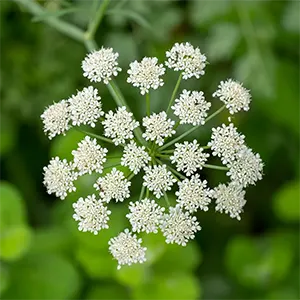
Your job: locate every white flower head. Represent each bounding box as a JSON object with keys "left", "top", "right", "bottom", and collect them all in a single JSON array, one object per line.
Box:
[
  {"left": 121, "top": 141, "right": 151, "bottom": 174},
  {"left": 208, "top": 123, "right": 245, "bottom": 164},
  {"left": 41, "top": 100, "right": 70, "bottom": 139},
  {"left": 102, "top": 106, "right": 139, "bottom": 145},
  {"left": 94, "top": 168, "right": 131, "bottom": 202},
  {"left": 226, "top": 146, "right": 264, "bottom": 187},
  {"left": 160, "top": 206, "right": 201, "bottom": 246},
  {"left": 73, "top": 194, "right": 111, "bottom": 234},
  {"left": 171, "top": 140, "right": 210, "bottom": 176},
  {"left": 108, "top": 228, "right": 147, "bottom": 269},
  {"left": 68, "top": 86, "right": 103, "bottom": 128},
  {"left": 165, "top": 42, "right": 207, "bottom": 80},
  {"left": 82, "top": 47, "right": 121, "bottom": 84},
  {"left": 43, "top": 157, "right": 77, "bottom": 199},
  {"left": 142, "top": 111, "right": 175, "bottom": 146},
  {"left": 172, "top": 89, "right": 211, "bottom": 126},
  {"left": 176, "top": 174, "right": 212, "bottom": 213},
  {"left": 213, "top": 79, "right": 251, "bottom": 114},
  {"left": 143, "top": 164, "right": 176, "bottom": 199},
  {"left": 126, "top": 198, "right": 165, "bottom": 233},
  {"left": 212, "top": 182, "right": 246, "bottom": 221},
  {"left": 127, "top": 57, "right": 165, "bottom": 95},
  {"left": 72, "top": 136, "right": 108, "bottom": 175}
]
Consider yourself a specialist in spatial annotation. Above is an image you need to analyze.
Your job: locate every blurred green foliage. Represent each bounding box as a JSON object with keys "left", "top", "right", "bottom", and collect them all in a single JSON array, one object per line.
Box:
[{"left": 0, "top": 0, "right": 299, "bottom": 299}]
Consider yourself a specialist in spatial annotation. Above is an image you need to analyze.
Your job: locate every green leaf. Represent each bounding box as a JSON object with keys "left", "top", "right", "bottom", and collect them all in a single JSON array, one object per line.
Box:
[
  {"left": 76, "top": 246, "right": 117, "bottom": 279},
  {"left": 154, "top": 242, "right": 202, "bottom": 273},
  {"left": 234, "top": 49, "right": 277, "bottom": 99},
  {"left": 32, "top": 7, "right": 81, "bottom": 22},
  {"left": 0, "top": 114, "right": 16, "bottom": 157},
  {"left": 273, "top": 180, "right": 300, "bottom": 222},
  {"left": 2, "top": 254, "right": 81, "bottom": 300},
  {"left": 0, "top": 264, "right": 10, "bottom": 296},
  {"left": 0, "top": 226, "right": 32, "bottom": 261},
  {"left": 0, "top": 182, "right": 27, "bottom": 230},
  {"left": 132, "top": 273, "right": 201, "bottom": 300},
  {"left": 116, "top": 263, "right": 148, "bottom": 288},
  {"left": 282, "top": 1, "right": 300, "bottom": 33},
  {"left": 189, "top": 0, "right": 232, "bottom": 27},
  {"left": 86, "top": 284, "right": 130, "bottom": 300},
  {"left": 50, "top": 128, "right": 85, "bottom": 160},
  {"left": 206, "top": 23, "right": 240, "bottom": 62},
  {"left": 225, "top": 233, "right": 294, "bottom": 288}
]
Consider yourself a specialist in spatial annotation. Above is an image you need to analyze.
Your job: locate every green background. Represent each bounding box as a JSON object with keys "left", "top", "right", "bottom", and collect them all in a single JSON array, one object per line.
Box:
[{"left": 0, "top": 0, "right": 299, "bottom": 299}]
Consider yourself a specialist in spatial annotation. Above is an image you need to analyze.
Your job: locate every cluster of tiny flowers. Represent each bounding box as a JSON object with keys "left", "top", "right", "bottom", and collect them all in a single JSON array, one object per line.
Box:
[
  {"left": 212, "top": 182, "right": 246, "bottom": 221},
  {"left": 171, "top": 140, "right": 210, "bottom": 176},
  {"left": 172, "top": 89, "right": 211, "bottom": 125},
  {"left": 102, "top": 106, "right": 139, "bottom": 145},
  {"left": 127, "top": 57, "right": 165, "bottom": 95},
  {"left": 94, "top": 168, "right": 131, "bottom": 202},
  {"left": 143, "top": 164, "right": 177, "bottom": 198},
  {"left": 213, "top": 79, "right": 251, "bottom": 114},
  {"left": 121, "top": 141, "right": 151, "bottom": 174},
  {"left": 73, "top": 194, "right": 111, "bottom": 234},
  {"left": 82, "top": 47, "right": 121, "bottom": 84},
  {"left": 126, "top": 199, "right": 165, "bottom": 233},
  {"left": 72, "top": 136, "right": 107, "bottom": 175},
  {"left": 142, "top": 112, "right": 175, "bottom": 146},
  {"left": 108, "top": 229, "right": 147, "bottom": 270},
  {"left": 160, "top": 206, "right": 201, "bottom": 246},
  {"left": 41, "top": 42, "right": 264, "bottom": 270},
  {"left": 176, "top": 175, "right": 212, "bottom": 213},
  {"left": 165, "top": 42, "right": 207, "bottom": 79},
  {"left": 68, "top": 86, "right": 103, "bottom": 128},
  {"left": 43, "top": 157, "right": 77, "bottom": 200}
]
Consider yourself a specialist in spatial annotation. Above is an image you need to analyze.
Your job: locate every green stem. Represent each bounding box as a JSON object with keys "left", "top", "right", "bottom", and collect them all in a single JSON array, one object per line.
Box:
[
  {"left": 104, "top": 162, "right": 121, "bottom": 169},
  {"left": 155, "top": 158, "right": 185, "bottom": 180},
  {"left": 139, "top": 185, "right": 145, "bottom": 200},
  {"left": 14, "top": 0, "right": 85, "bottom": 42},
  {"left": 146, "top": 187, "right": 149, "bottom": 198},
  {"left": 159, "top": 105, "right": 226, "bottom": 151},
  {"left": 107, "top": 80, "right": 146, "bottom": 146},
  {"left": 77, "top": 129, "right": 118, "bottom": 146},
  {"left": 203, "top": 164, "right": 229, "bottom": 171},
  {"left": 84, "top": 39, "right": 98, "bottom": 52},
  {"left": 127, "top": 173, "right": 135, "bottom": 180},
  {"left": 86, "top": 0, "right": 111, "bottom": 40},
  {"left": 163, "top": 192, "right": 170, "bottom": 207},
  {"left": 146, "top": 93, "right": 150, "bottom": 116},
  {"left": 167, "top": 72, "right": 182, "bottom": 113}
]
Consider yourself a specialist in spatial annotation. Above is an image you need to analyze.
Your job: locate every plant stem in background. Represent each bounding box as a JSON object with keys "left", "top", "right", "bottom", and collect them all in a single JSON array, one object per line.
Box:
[
  {"left": 204, "top": 164, "right": 229, "bottom": 171},
  {"left": 159, "top": 105, "right": 226, "bottom": 151},
  {"left": 77, "top": 129, "right": 118, "bottom": 146},
  {"left": 146, "top": 93, "right": 150, "bottom": 116},
  {"left": 14, "top": 0, "right": 85, "bottom": 42},
  {"left": 166, "top": 72, "right": 183, "bottom": 114},
  {"left": 163, "top": 192, "right": 170, "bottom": 207},
  {"left": 86, "top": 0, "right": 111, "bottom": 40}
]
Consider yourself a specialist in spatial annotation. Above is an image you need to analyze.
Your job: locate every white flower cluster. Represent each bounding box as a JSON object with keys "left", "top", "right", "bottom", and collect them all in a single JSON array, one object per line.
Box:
[
  {"left": 41, "top": 43, "right": 264, "bottom": 270},
  {"left": 72, "top": 136, "right": 107, "bottom": 175},
  {"left": 166, "top": 42, "right": 207, "bottom": 79},
  {"left": 143, "top": 164, "right": 176, "bottom": 198},
  {"left": 73, "top": 194, "right": 111, "bottom": 234},
  {"left": 142, "top": 112, "right": 175, "bottom": 146},
  {"left": 121, "top": 141, "right": 151, "bottom": 174},
  {"left": 82, "top": 47, "right": 121, "bottom": 84},
  {"left": 94, "top": 168, "right": 131, "bottom": 202},
  {"left": 127, "top": 57, "right": 165, "bottom": 95},
  {"left": 172, "top": 89, "right": 211, "bottom": 126},
  {"left": 213, "top": 79, "right": 251, "bottom": 114},
  {"left": 102, "top": 106, "right": 139, "bottom": 145},
  {"left": 171, "top": 140, "right": 209, "bottom": 176}
]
